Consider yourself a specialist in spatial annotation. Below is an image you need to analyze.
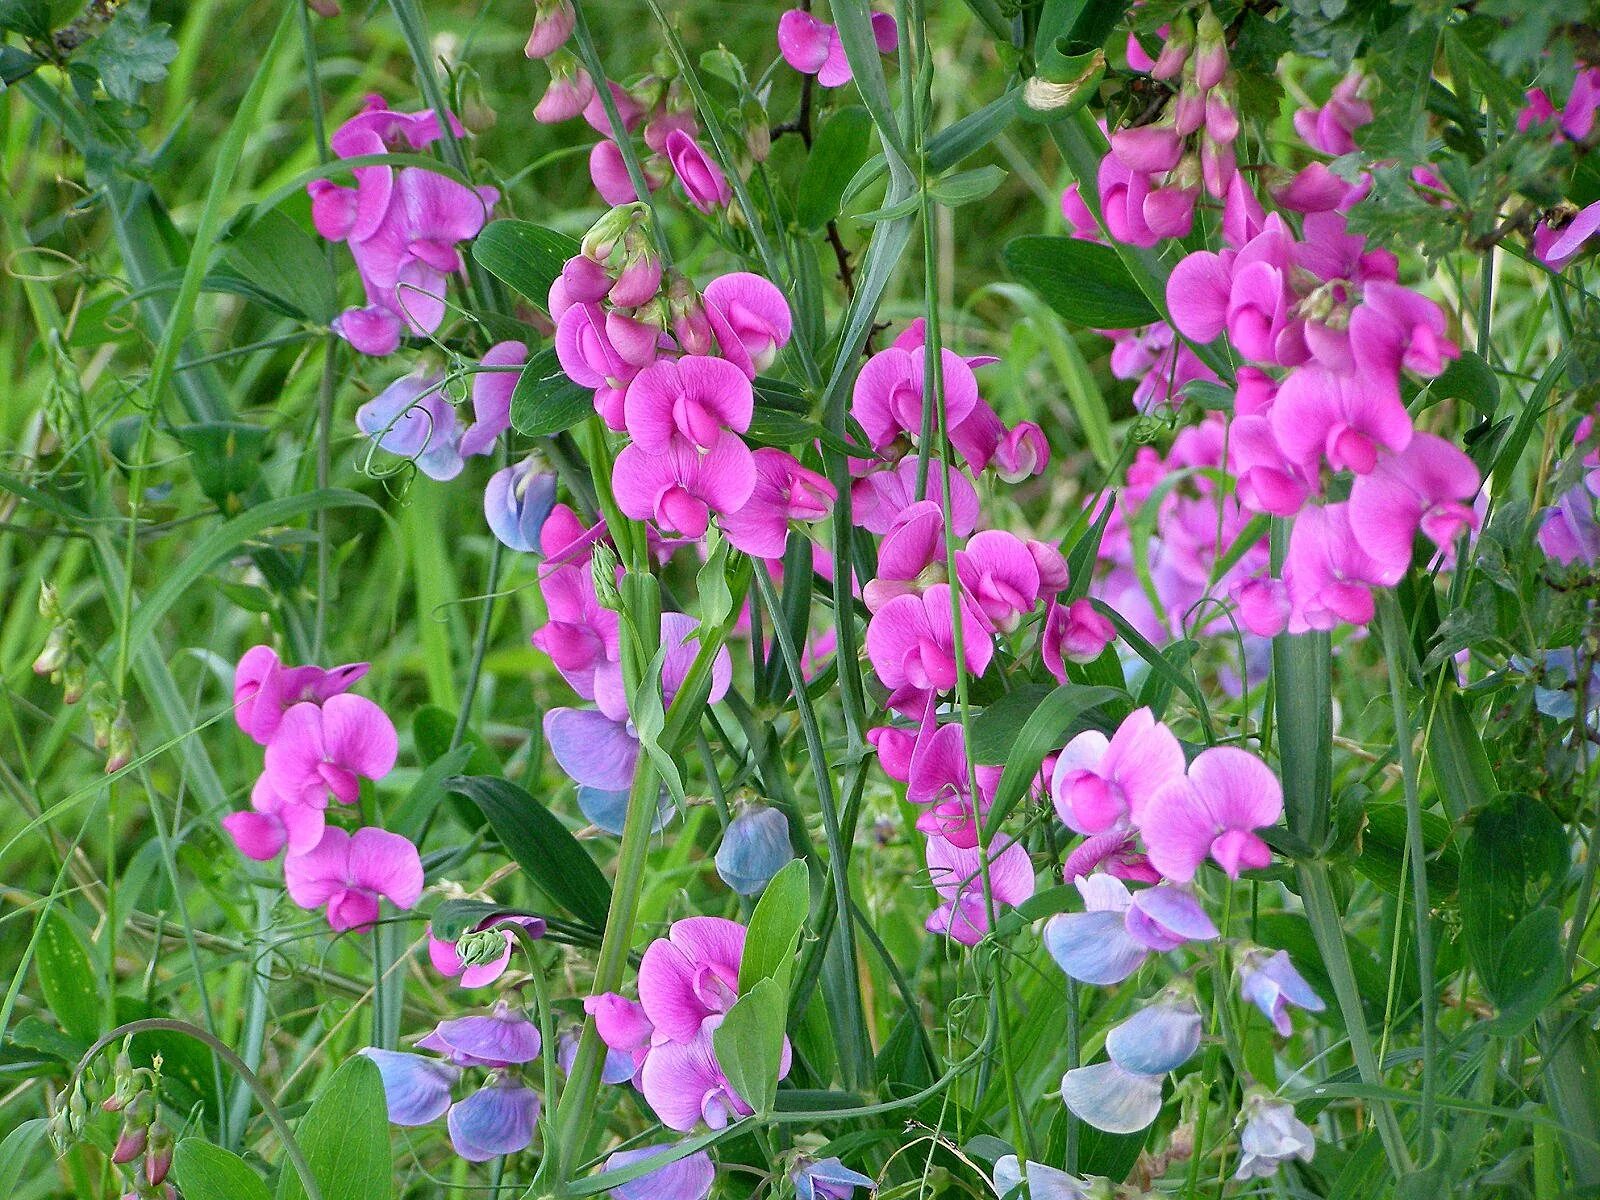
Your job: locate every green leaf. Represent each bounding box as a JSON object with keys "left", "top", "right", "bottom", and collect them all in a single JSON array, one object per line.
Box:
[
  {"left": 968, "top": 683, "right": 1058, "bottom": 765},
  {"left": 87, "top": 2, "right": 178, "bottom": 105},
  {"left": 1484, "top": 907, "right": 1563, "bottom": 1034},
  {"left": 221, "top": 209, "right": 339, "bottom": 324},
  {"left": 1022, "top": 45, "right": 1106, "bottom": 124},
  {"left": 1002, "top": 235, "right": 1158, "bottom": 329},
  {"left": 739, "top": 859, "right": 809, "bottom": 996},
  {"left": 413, "top": 704, "right": 500, "bottom": 776},
  {"left": 981, "top": 685, "right": 1125, "bottom": 838},
  {"left": 712, "top": 976, "right": 787, "bottom": 1117},
  {"left": 0, "top": 0, "right": 73, "bottom": 39},
  {"left": 276, "top": 1054, "right": 391, "bottom": 1200},
  {"left": 35, "top": 911, "right": 98, "bottom": 1042},
  {"left": 170, "top": 422, "right": 268, "bottom": 513},
  {"left": 798, "top": 107, "right": 875, "bottom": 230},
  {"left": 928, "top": 165, "right": 1008, "bottom": 208},
  {"left": 444, "top": 775, "right": 613, "bottom": 930},
  {"left": 173, "top": 1139, "right": 271, "bottom": 1200},
  {"left": 388, "top": 744, "right": 473, "bottom": 842},
  {"left": 471, "top": 219, "right": 580, "bottom": 310},
  {"left": 508, "top": 346, "right": 593, "bottom": 438},
  {"left": 1426, "top": 351, "right": 1499, "bottom": 417},
  {"left": 0, "top": 1120, "right": 47, "bottom": 1197}
]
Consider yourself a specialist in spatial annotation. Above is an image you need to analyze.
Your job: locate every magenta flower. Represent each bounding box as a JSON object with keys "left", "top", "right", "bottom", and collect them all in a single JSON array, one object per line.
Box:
[
  {"left": 1283, "top": 501, "right": 1391, "bottom": 629},
  {"left": 624, "top": 355, "right": 753, "bottom": 454},
  {"left": 613, "top": 432, "right": 758, "bottom": 539},
  {"left": 1042, "top": 598, "right": 1115, "bottom": 679},
  {"left": 1271, "top": 365, "right": 1413, "bottom": 477},
  {"left": 460, "top": 341, "right": 528, "bottom": 457},
  {"left": 721, "top": 448, "right": 836, "bottom": 559},
  {"left": 263, "top": 695, "right": 398, "bottom": 809},
  {"left": 704, "top": 272, "right": 793, "bottom": 376},
  {"left": 531, "top": 558, "right": 620, "bottom": 699},
  {"left": 283, "top": 826, "right": 423, "bottom": 932},
  {"left": 1045, "top": 872, "right": 1217, "bottom": 985},
  {"left": 851, "top": 457, "right": 980, "bottom": 536},
  {"left": 955, "top": 530, "right": 1042, "bottom": 633},
  {"left": 232, "top": 645, "right": 368, "bottom": 746},
  {"left": 1063, "top": 828, "right": 1159, "bottom": 885},
  {"left": 535, "top": 55, "right": 594, "bottom": 123},
  {"left": 1292, "top": 73, "right": 1372, "bottom": 156},
  {"left": 862, "top": 500, "right": 947, "bottom": 613},
  {"left": 586, "top": 993, "right": 655, "bottom": 1083},
  {"left": 1539, "top": 487, "right": 1600, "bottom": 565},
  {"left": 222, "top": 773, "right": 328, "bottom": 861},
  {"left": 1347, "top": 431, "right": 1480, "bottom": 574},
  {"left": 525, "top": 0, "right": 575, "bottom": 58},
  {"left": 1229, "top": 414, "right": 1314, "bottom": 517},
  {"left": 665, "top": 130, "right": 731, "bottom": 212},
  {"left": 777, "top": 9, "right": 896, "bottom": 87},
  {"left": 428, "top": 915, "right": 547, "bottom": 989},
  {"left": 865, "top": 584, "right": 993, "bottom": 702},
  {"left": 1097, "top": 156, "right": 1161, "bottom": 248},
  {"left": 637, "top": 916, "right": 745, "bottom": 1042},
  {"left": 1542, "top": 199, "right": 1600, "bottom": 266},
  {"left": 993, "top": 422, "right": 1050, "bottom": 482},
  {"left": 1050, "top": 707, "right": 1185, "bottom": 836},
  {"left": 924, "top": 835, "right": 1035, "bottom": 946},
  {"left": 906, "top": 723, "right": 1000, "bottom": 849},
  {"left": 1139, "top": 746, "right": 1282, "bottom": 881},
  {"left": 1230, "top": 575, "right": 1291, "bottom": 639},
  {"left": 851, "top": 346, "right": 979, "bottom": 455},
  {"left": 639, "top": 1027, "right": 757, "bottom": 1131}
]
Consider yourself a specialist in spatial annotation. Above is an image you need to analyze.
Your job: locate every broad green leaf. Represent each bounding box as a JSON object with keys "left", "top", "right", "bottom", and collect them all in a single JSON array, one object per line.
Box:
[
  {"left": 1485, "top": 907, "right": 1563, "bottom": 1034},
  {"left": 0, "top": 0, "right": 74, "bottom": 38},
  {"left": 471, "top": 219, "right": 579, "bottom": 310},
  {"left": 968, "top": 683, "right": 1058, "bottom": 764},
  {"left": 1002, "top": 235, "right": 1158, "bottom": 328},
  {"left": 712, "top": 977, "right": 787, "bottom": 1117},
  {"left": 170, "top": 422, "right": 268, "bottom": 514},
  {"left": 221, "top": 209, "right": 339, "bottom": 324},
  {"left": 798, "top": 107, "right": 875, "bottom": 229},
  {"left": 739, "top": 859, "right": 810, "bottom": 996},
  {"left": 35, "top": 911, "right": 98, "bottom": 1042},
  {"left": 1460, "top": 793, "right": 1567, "bottom": 1012},
  {"left": 0, "top": 1120, "right": 47, "bottom": 1196},
  {"left": 173, "top": 1139, "right": 271, "bottom": 1200},
  {"left": 981, "top": 685, "right": 1125, "bottom": 838},
  {"left": 87, "top": 4, "right": 178, "bottom": 104},
  {"left": 1427, "top": 350, "right": 1499, "bottom": 417},
  {"left": 445, "top": 775, "right": 612, "bottom": 930},
  {"left": 508, "top": 346, "right": 594, "bottom": 437},
  {"left": 413, "top": 704, "right": 500, "bottom": 776},
  {"left": 276, "top": 1054, "right": 390, "bottom": 1200}
]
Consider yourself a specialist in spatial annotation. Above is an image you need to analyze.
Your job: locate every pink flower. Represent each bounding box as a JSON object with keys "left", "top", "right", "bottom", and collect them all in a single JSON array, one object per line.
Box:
[
  {"left": 590, "top": 140, "right": 655, "bottom": 206},
  {"left": 1230, "top": 576, "right": 1290, "bottom": 638},
  {"left": 703, "top": 272, "right": 793, "bottom": 376},
  {"left": 640, "top": 1027, "right": 774, "bottom": 1130},
  {"left": 993, "top": 422, "right": 1050, "bottom": 482},
  {"left": 1042, "top": 598, "right": 1115, "bottom": 679},
  {"left": 535, "top": 59, "right": 595, "bottom": 123},
  {"left": 851, "top": 458, "right": 980, "bottom": 536},
  {"left": 1348, "top": 432, "right": 1480, "bottom": 574},
  {"left": 232, "top": 645, "right": 368, "bottom": 746},
  {"left": 222, "top": 773, "right": 328, "bottom": 861},
  {"left": 613, "top": 433, "right": 758, "bottom": 539},
  {"left": 263, "top": 695, "right": 398, "bottom": 808},
  {"left": 1050, "top": 707, "right": 1185, "bottom": 836},
  {"left": 525, "top": 0, "right": 575, "bottom": 58},
  {"left": 1139, "top": 747, "right": 1282, "bottom": 881},
  {"left": 1284, "top": 502, "right": 1390, "bottom": 630},
  {"left": 924, "top": 835, "right": 1035, "bottom": 946},
  {"left": 1098, "top": 156, "right": 1160, "bottom": 248},
  {"left": 851, "top": 346, "right": 979, "bottom": 454},
  {"left": 1539, "top": 199, "right": 1600, "bottom": 268},
  {"left": 777, "top": 10, "right": 896, "bottom": 87},
  {"left": 1292, "top": 73, "right": 1371, "bottom": 156},
  {"left": 1271, "top": 365, "right": 1413, "bottom": 477},
  {"left": 955, "top": 530, "right": 1042, "bottom": 633},
  {"left": 637, "top": 916, "right": 746, "bottom": 1042},
  {"left": 865, "top": 584, "right": 993, "bottom": 701},
  {"left": 531, "top": 559, "right": 620, "bottom": 699},
  {"left": 284, "top": 826, "right": 424, "bottom": 931},
  {"left": 429, "top": 915, "right": 546, "bottom": 988},
  {"left": 586, "top": 992, "right": 654, "bottom": 1082},
  {"left": 459, "top": 341, "right": 528, "bottom": 457},
  {"left": 721, "top": 448, "right": 836, "bottom": 559},
  {"left": 665, "top": 131, "right": 731, "bottom": 212},
  {"left": 624, "top": 355, "right": 753, "bottom": 454},
  {"left": 862, "top": 500, "right": 947, "bottom": 613},
  {"left": 1537, "top": 487, "right": 1600, "bottom": 565},
  {"left": 906, "top": 722, "right": 1000, "bottom": 848}
]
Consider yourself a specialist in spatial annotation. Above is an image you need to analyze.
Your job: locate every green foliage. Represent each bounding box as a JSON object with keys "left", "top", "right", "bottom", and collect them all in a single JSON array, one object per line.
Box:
[
  {"left": 276, "top": 1055, "right": 391, "bottom": 1200},
  {"left": 1001, "top": 235, "right": 1159, "bottom": 328},
  {"left": 173, "top": 1139, "right": 272, "bottom": 1200}
]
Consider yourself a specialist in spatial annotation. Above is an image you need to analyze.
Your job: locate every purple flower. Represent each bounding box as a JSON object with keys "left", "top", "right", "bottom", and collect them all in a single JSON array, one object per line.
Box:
[
  {"left": 600, "top": 1144, "right": 716, "bottom": 1200},
  {"left": 720, "top": 448, "right": 835, "bottom": 560},
  {"left": 924, "top": 835, "right": 1035, "bottom": 946},
  {"left": 232, "top": 645, "right": 368, "bottom": 746},
  {"left": 263, "top": 695, "right": 398, "bottom": 809},
  {"left": 447, "top": 1076, "right": 541, "bottom": 1162},
  {"left": 1234, "top": 1090, "right": 1315, "bottom": 1179},
  {"left": 624, "top": 355, "right": 753, "bottom": 454},
  {"left": 356, "top": 371, "right": 465, "bottom": 481},
  {"left": 793, "top": 1156, "right": 876, "bottom": 1200},
  {"left": 714, "top": 803, "right": 794, "bottom": 895},
  {"left": 359, "top": 1048, "right": 460, "bottom": 1125},
  {"left": 417, "top": 1000, "right": 543, "bottom": 1067},
  {"left": 637, "top": 916, "right": 745, "bottom": 1042},
  {"left": 665, "top": 131, "right": 731, "bottom": 212},
  {"left": 1139, "top": 746, "right": 1282, "bottom": 882},
  {"left": 1060, "top": 1060, "right": 1163, "bottom": 1133},
  {"left": 1043, "top": 873, "right": 1217, "bottom": 986},
  {"left": 459, "top": 341, "right": 528, "bottom": 457},
  {"left": 484, "top": 459, "right": 559, "bottom": 553},
  {"left": 1236, "top": 947, "right": 1324, "bottom": 1036}
]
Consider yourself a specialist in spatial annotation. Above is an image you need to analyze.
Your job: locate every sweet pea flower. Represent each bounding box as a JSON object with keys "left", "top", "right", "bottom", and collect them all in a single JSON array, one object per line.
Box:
[
  {"left": 448, "top": 1076, "right": 541, "bottom": 1162},
  {"left": 955, "top": 530, "right": 1042, "bottom": 633},
  {"left": 1234, "top": 1090, "right": 1316, "bottom": 1179},
  {"left": 862, "top": 500, "right": 946, "bottom": 612},
  {"left": 525, "top": 0, "right": 575, "bottom": 58},
  {"left": 600, "top": 1145, "right": 716, "bottom": 1200},
  {"left": 793, "top": 1157, "right": 876, "bottom": 1200},
  {"left": 777, "top": 9, "right": 897, "bottom": 87},
  {"left": 665, "top": 130, "right": 731, "bottom": 212},
  {"left": 1050, "top": 706, "right": 1185, "bottom": 836},
  {"left": 1293, "top": 73, "right": 1371, "bottom": 156},
  {"left": 613, "top": 433, "right": 757, "bottom": 539},
  {"left": 714, "top": 802, "right": 794, "bottom": 894},
  {"left": 1044, "top": 873, "right": 1218, "bottom": 985},
  {"left": 460, "top": 341, "right": 528, "bottom": 457},
  {"left": 361, "top": 1047, "right": 460, "bottom": 1126},
  {"left": 222, "top": 773, "right": 328, "bottom": 861},
  {"left": 1271, "top": 365, "right": 1413, "bottom": 477},
  {"left": 624, "top": 355, "right": 752, "bottom": 454},
  {"left": 851, "top": 457, "right": 981, "bottom": 536},
  {"left": 1347, "top": 432, "right": 1480, "bottom": 573},
  {"left": 530, "top": 561, "right": 620, "bottom": 699},
  {"left": 1538, "top": 487, "right": 1600, "bottom": 565},
  {"left": 535, "top": 54, "right": 594, "bottom": 123},
  {"left": 1139, "top": 746, "right": 1283, "bottom": 881},
  {"left": 1230, "top": 575, "right": 1291, "bottom": 638},
  {"left": 924, "top": 835, "right": 1036, "bottom": 945},
  {"left": 851, "top": 346, "right": 980, "bottom": 454},
  {"left": 1060, "top": 1060, "right": 1163, "bottom": 1134},
  {"left": 1283, "top": 501, "right": 1392, "bottom": 629},
  {"left": 640, "top": 1026, "right": 778, "bottom": 1130},
  {"left": 993, "top": 422, "right": 1050, "bottom": 482},
  {"left": 1106, "top": 987, "right": 1203, "bottom": 1075},
  {"left": 906, "top": 722, "right": 1000, "bottom": 848},
  {"left": 637, "top": 916, "right": 746, "bottom": 1041},
  {"left": 232, "top": 645, "right": 368, "bottom": 746},
  {"left": 356, "top": 371, "right": 465, "bottom": 481},
  {"left": 263, "top": 695, "right": 398, "bottom": 809},
  {"left": 284, "top": 826, "right": 423, "bottom": 932},
  {"left": 721, "top": 448, "right": 836, "bottom": 559},
  {"left": 1236, "top": 947, "right": 1325, "bottom": 1035},
  {"left": 484, "top": 459, "right": 559, "bottom": 553},
  {"left": 586, "top": 993, "right": 655, "bottom": 1082},
  {"left": 992, "top": 1156, "right": 1093, "bottom": 1200},
  {"left": 1062, "top": 828, "right": 1159, "bottom": 885},
  {"left": 428, "top": 914, "right": 547, "bottom": 988},
  {"left": 1042, "top": 598, "right": 1115, "bottom": 679},
  {"left": 704, "top": 272, "right": 793, "bottom": 376},
  {"left": 865, "top": 584, "right": 994, "bottom": 702},
  {"left": 418, "top": 1001, "right": 543, "bottom": 1067}
]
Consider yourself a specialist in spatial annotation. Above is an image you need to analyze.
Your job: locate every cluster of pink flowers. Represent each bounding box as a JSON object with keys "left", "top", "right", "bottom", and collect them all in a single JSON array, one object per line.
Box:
[
  {"left": 587, "top": 917, "right": 790, "bottom": 1130},
  {"left": 222, "top": 646, "right": 422, "bottom": 932},
  {"left": 309, "top": 98, "right": 498, "bottom": 356}
]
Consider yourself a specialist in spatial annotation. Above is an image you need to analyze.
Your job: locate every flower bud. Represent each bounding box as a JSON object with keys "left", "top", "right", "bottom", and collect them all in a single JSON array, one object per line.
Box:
[
  {"left": 484, "top": 459, "right": 559, "bottom": 553},
  {"left": 457, "top": 70, "right": 497, "bottom": 134},
  {"left": 534, "top": 52, "right": 594, "bottom": 124},
  {"left": 665, "top": 274, "right": 713, "bottom": 355},
  {"left": 111, "top": 1120, "right": 147, "bottom": 1165},
  {"left": 590, "top": 543, "right": 623, "bottom": 611},
  {"left": 741, "top": 96, "right": 771, "bottom": 163},
  {"left": 456, "top": 927, "right": 513, "bottom": 969},
  {"left": 38, "top": 582, "right": 64, "bottom": 623},
  {"left": 1173, "top": 81, "right": 1206, "bottom": 137},
  {"left": 1150, "top": 14, "right": 1193, "bottom": 80},
  {"left": 608, "top": 226, "right": 662, "bottom": 308},
  {"left": 143, "top": 1122, "right": 173, "bottom": 1186},
  {"left": 33, "top": 626, "right": 70, "bottom": 677},
  {"left": 307, "top": 0, "right": 341, "bottom": 16},
  {"left": 525, "top": 0, "right": 575, "bottom": 59},
  {"left": 106, "top": 707, "right": 134, "bottom": 775},
  {"left": 562, "top": 252, "right": 613, "bottom": 303},
  {"left": 1193, "top": 8, "right": 1228, "bottom": 90},
  {"left": 61, "top": 660, "right": 87, "bottom": 705},
  {"left": 714, "top": 801, "right": 794, "bottom": 895}
]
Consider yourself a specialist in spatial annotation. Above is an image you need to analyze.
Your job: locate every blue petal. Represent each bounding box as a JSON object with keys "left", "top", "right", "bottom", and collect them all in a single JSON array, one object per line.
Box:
[
  {"left": 578, "top": 785, "right": 672, "bottom": 836},
  {"left": 796, "top": 1156, "right": 876, "bottom": 1200},
  {"left": 993, "top": 1156, "right": 1091, "bottom": 1200},
  {"left": 358, "top": 1048, "right": 459, "bottom": 1126},
  {"left": 714, "top": 805, "right": 795, "bottom": 895},
  {"left": 1043, "top": 910, "right": 1147, "bottom": 985},
  {"left": 1060, "top": 1061, "right": 1163, "bottom": 1134},
  {"left": 545, "top": 708, "right": 640, "bottom": 792},
  {"left": 447, "top": 1079, "right": 539, "bottom": 1162},
  {"left": 1105, "top": 997, "right": 1202, "bottom": 1075},
  {"left": 601, "top": 1145, "right": 716, "bottom": 1200}
]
